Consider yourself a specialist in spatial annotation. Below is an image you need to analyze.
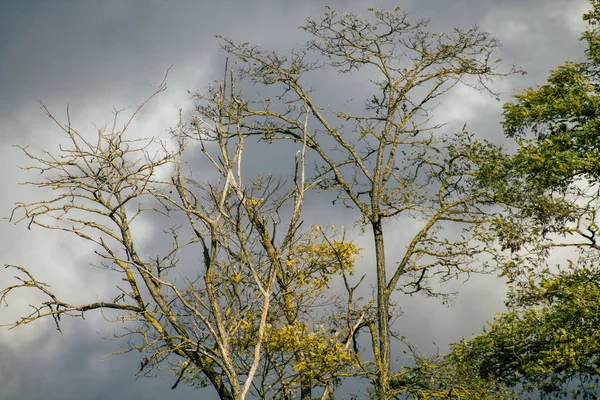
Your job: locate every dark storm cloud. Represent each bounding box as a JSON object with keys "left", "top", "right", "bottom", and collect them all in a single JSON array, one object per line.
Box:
[
  {"left": 0, "top": 1, "right": 590, "bottom": 399},
  {"left": 1, "top": 317, "right": 198, "bottom": 400}
]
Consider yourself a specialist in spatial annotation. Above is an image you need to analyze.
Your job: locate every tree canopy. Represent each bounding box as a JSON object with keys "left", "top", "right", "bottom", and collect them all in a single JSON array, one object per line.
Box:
[{"left": 449, "top": 1, "right": 600, "bottom": 398}]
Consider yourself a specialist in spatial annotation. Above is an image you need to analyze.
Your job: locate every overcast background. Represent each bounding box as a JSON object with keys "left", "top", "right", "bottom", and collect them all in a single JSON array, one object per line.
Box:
[{"left": 0, "top": 1, "right": 591, "bottom": 399}]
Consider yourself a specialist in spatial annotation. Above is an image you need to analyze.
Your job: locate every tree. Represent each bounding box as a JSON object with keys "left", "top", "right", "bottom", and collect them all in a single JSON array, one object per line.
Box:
[
  {"left": 3, "top": 6, "right": 520, "bottom": 400},
  {"left": 448, "top": 1, "right": 600, "bottom": 397},
  {"left": 453, "top": 267, "right": 600, "bottom": 398},
  {"left": 1, "top": 71, "right": 362, "bottom": 400},
  {"left": 197, "top": 6, "right": 519, "bottom": 399}
]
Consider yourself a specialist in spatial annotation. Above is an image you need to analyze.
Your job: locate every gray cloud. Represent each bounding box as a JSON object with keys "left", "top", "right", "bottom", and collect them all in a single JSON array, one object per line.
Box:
[{"left": 0, "top": 0, "right": 590, "bottom": 399}]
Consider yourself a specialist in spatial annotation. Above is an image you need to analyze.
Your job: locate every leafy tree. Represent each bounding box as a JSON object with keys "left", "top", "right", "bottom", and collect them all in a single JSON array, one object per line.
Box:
[
  {"left": 449, "top": 1, "right": 600, "bottom": 398},
  {"left": 453, "top": 267, "right": 600, "bottom": 398}
]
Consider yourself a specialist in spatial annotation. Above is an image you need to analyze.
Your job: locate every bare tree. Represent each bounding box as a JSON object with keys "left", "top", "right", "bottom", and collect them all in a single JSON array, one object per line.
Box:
[
  {"left": 2, "top": 68, "right": 363, "bottom": 400},
  {"left": 192, "top": 7, "right": 521, "bottom": 399},
  {"left": 3, "top": 6, "right": 525, "bottom": 400}
]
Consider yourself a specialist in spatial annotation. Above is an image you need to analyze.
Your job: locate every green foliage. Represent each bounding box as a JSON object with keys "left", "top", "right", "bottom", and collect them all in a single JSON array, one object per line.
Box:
[
  {"left": 582, "top": 0, "right": 600, "bottom": 64},
  {"left": 452, "top": 267, "right": 600, "bottom": 398},
  {"left": 457, "top": 2, "right": 600, "bottom": 398},
  {"left": 501, "top": 1, "right": 600, "bottom": 188},
  {"left": 502, "top": 64, "right": 600, "bottom": 189},
  {"left": 390, "top": 347, "right": 515, "bottom": 399}
]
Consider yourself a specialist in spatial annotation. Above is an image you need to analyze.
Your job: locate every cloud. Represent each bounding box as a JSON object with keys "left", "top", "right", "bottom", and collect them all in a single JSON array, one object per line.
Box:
[{"left": 0, "top": 1, "right": 591, "bottom": 399}]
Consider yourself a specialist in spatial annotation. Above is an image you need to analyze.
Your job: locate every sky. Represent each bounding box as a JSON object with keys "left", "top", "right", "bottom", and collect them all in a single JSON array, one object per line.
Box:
[{"left": 0, "top": 0, "right": 591, "bottom": 399}]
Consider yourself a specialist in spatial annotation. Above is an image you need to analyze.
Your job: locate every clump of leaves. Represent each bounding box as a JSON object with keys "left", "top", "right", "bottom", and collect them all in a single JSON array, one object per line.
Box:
[{"left": 267, "top": 322, "right": 356, "bottom": 383}]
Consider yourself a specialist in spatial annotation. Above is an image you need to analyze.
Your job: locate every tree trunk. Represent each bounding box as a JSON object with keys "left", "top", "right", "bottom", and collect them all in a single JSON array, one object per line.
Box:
[
  {"left": 300, "top": 378, "right": 312, "bottom": 400},
  {"left": 372, "top": 218, "right": 390, "bottom": 400}
]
